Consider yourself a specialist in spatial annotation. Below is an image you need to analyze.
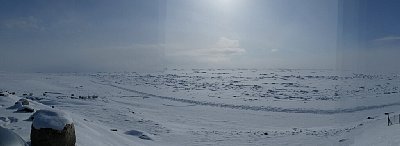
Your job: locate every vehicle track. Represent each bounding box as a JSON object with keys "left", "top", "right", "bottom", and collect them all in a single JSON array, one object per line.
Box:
[{"left": 94, "top": 81, "right": 400, "bottom": 115}]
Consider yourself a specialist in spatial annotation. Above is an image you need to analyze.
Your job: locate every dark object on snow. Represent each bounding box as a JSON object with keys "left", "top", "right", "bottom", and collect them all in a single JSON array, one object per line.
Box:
[
  {"left": 27, "top": 114, "right": 35, "bottom": 121},
  {"left": 385, "top": 112, "right": 392, "bottom": 126},
  {"left": 124, "top": 130, "right": 152, "bottom": 140},
  {"left": 139, "top": 135, "right": 152, "bottom": 140},
  {"left": 18, "top": 99, "right": 29, "bottom": 105},
  {"left": 0, "top": 126, "right": 29, "bottom": 146},
  {"left": 17, "top": 106, "right": 35, "bottom": 113},
  {"left": 31, "top": 124, "right": 76, "bottom": 146},
  {"left": 367, "top": 117, "right": 374, "bottom": 119},
  {"left": 25, "top": 96, "right": 44, "bottom": 101},
  {"left": 111, "top": 129, "right": 118, "bottom": 131}
]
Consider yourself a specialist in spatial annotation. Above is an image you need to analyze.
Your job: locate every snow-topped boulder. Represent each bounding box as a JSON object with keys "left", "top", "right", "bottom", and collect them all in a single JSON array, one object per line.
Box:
[
  {"left": 30, "top": 109, "right": 75, "bottom": 146},
  {"left": 0, "top": 92, "right": 9, "bottom": 97},
  {"left": 18, "top": 99, "right": 29, "bottom": 105},
  {"left": 10, "top": 101, "right": 23, "bottom": 109},
  {"left": 0, "top": 126, "right": 28, "bottom": 146}
]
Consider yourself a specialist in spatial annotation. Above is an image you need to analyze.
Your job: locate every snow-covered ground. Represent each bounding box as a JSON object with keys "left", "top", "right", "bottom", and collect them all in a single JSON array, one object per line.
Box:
[{"left": 1, "top": 69, "right": 400, "bottom": 145}]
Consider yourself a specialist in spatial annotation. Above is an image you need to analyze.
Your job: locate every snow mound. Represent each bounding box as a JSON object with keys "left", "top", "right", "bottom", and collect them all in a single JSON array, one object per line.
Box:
[
  {"left": 0, "top": 126, "right": 28, "bottom": 146},
  {"left": 32, "top": 109, "right": 73, "bottom": 131},
  {"left": 0, "top": 92, "right": 11, "bottom": 102}
]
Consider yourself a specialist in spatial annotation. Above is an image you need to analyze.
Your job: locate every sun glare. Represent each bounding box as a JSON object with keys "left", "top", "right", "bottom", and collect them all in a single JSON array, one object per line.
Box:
[{"left": 215, "top": 0, "right": 236, "bottom": 9}]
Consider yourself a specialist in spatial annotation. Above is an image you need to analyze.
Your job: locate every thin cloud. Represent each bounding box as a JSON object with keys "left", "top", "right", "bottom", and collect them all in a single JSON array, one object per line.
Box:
[
  {"left": 1, "top": 16, "right": 43, "bottom": 30},
  {"left": 166, "top": 37, "right": 246, "bottom": 66},
  {"left": 373, "top": 36, "right": 400, "bottom": 42},
  {"left": 202, "top": 37, "right": 246, "bottom": 56},
  {"left": 271, "top": 49, "right": 279, "bottom": 52}
]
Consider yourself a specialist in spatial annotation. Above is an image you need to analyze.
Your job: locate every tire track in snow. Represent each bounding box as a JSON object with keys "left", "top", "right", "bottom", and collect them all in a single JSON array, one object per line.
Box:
[{"left": 95, "top": 81, "right": 400, "bottom": 115}]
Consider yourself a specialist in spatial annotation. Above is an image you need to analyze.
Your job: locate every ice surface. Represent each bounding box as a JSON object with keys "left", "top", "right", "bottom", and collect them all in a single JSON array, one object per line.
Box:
[{"left": 1, "top": 69, "right": 400, "bottom": 145}]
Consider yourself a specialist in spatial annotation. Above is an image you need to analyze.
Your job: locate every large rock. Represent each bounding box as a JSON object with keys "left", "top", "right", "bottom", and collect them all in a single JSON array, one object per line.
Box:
[
  {"left": 30, "top": 109, "right": 75, "bottom": 146},
  {"left": 30, "top": 124, "right": 76, "bottom": 146}
]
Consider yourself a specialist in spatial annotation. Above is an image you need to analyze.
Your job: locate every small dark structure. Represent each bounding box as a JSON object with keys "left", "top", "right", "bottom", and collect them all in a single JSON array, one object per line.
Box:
[{"left": 385, "top": 112, "right": 392, "bottom": 126}]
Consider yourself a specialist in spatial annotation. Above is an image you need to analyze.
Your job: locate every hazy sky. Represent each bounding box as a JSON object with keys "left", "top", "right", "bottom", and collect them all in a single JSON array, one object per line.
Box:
[{"left": 0, "top": 0, "right": 398, "bottom": 72}]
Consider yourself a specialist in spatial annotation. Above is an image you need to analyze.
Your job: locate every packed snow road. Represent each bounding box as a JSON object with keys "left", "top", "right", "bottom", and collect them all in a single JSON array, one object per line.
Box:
[{"left": 97, "top": 80, "right": 400, "bottom": 115}]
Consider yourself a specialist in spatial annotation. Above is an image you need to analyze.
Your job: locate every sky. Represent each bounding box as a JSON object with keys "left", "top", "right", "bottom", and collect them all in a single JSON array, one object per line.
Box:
[
  {"left": 338, "top": 0, "right": 400, "bottom": 73},
  {"left": 0, "top": 0, "right": 399, "bottom": 72}
]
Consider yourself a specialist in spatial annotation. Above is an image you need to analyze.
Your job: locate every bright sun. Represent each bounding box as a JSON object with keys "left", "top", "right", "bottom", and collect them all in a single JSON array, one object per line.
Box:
[
  {"left": 219, "top": 0, "right": 232, "bottom": 3},
  {"left": 218, "top": 0, "right": 233, "bottom": 5},
  {"left": 215, "top": 0, "right": 236, "bottom": 10}
]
